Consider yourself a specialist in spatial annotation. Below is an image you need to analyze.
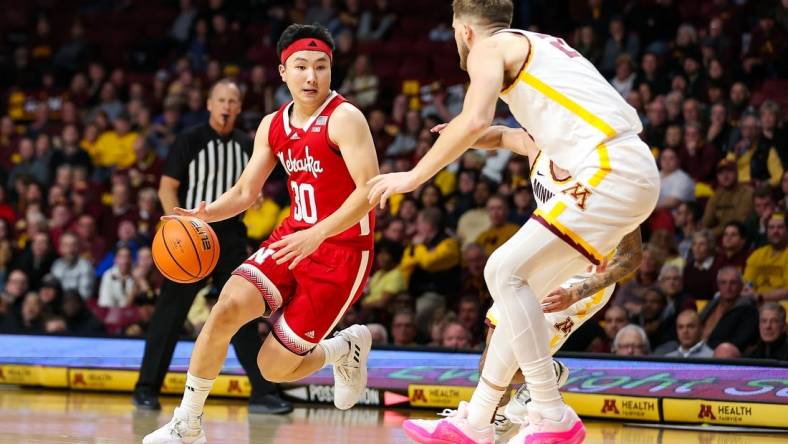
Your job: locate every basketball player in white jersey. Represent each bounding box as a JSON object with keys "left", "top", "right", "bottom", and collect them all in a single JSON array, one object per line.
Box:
[
  {"left": 429, "top": 123, "right": 642, "bottom": 442},
  {"left": 367, "top": 1, "right": 659, "bottom": 442}
]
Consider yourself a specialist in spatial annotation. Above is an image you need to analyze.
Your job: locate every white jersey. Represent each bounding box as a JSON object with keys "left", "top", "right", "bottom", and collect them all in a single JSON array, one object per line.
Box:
[
  {"left": 529, "top": 150, "right": 571, "bottom": 208},
  {"left": 498, "top": 29, "right": 644, "bottom": 175}
]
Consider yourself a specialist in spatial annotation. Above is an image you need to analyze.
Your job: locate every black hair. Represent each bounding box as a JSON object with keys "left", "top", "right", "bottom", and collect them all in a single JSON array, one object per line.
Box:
[
  {"left": 375, "top": 239, "right": 405, "bottom": 263},
  {"left": 723, "top": 220, "right": 747, "bottom": 238},
  {"left": 276, "top": 23, "right": 335, "bottom": 63}
]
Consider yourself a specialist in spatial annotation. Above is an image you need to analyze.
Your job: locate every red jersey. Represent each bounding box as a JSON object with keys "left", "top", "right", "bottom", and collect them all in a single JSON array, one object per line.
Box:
[{"left": 268, "top": 92, "right": 374, "bottom": 247}]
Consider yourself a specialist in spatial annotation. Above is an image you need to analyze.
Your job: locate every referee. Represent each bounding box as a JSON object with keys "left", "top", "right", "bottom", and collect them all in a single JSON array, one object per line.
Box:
[{"left": 132, "top": 79, "right": 292, "bottom": 414}]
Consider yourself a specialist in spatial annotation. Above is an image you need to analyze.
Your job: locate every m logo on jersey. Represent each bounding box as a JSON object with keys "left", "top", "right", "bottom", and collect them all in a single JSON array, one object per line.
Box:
[
  {"left": 278, "top": 146, "right": 324, "bottom": 178},
  {"left": 561, "top": 183, "right": 591, "bottom": 210},
  {"left": 554, "top": 317, "right": 574, "bottom": 335}
]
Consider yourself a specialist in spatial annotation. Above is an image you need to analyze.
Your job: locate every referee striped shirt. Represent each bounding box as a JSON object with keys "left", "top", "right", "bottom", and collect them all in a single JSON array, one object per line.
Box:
[{"left": 162, "top": 124, "right": 251, "bottom": 226}]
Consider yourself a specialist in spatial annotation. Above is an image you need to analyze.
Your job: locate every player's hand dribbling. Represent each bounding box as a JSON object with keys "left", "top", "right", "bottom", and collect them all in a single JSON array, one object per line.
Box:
[
  {"left": 270, "top": 228, "right": 324, "bottom": 270},
  {"left": 367, "top": 171, "right": 420, "bottom": 209},
  {"left": 162, "top": 201, "right": 209, "bottom": 221}
]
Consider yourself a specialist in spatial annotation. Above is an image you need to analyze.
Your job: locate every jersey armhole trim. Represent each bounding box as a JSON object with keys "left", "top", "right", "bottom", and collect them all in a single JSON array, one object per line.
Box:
[{"left": 501, "top": 33, "right": 533, "bottom": 95}]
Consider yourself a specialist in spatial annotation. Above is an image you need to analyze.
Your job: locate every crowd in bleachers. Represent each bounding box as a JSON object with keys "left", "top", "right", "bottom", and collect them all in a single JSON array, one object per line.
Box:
[{"left": 0, "top": 0, "right": 786, "bottom": 361}]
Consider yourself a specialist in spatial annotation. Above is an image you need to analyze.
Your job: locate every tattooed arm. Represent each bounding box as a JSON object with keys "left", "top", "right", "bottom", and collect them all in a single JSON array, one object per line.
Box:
[{"left": 542, "top": 227, "right": 643, "bottom": 313}]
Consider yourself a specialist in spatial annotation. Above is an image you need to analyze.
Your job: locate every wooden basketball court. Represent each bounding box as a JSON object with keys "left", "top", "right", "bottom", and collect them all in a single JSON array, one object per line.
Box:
[{"left": 0, "top": 386, "right": 785, "bottom": 443}]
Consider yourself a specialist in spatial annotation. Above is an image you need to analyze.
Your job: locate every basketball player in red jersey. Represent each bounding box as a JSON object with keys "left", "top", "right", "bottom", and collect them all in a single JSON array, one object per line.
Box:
[{"left": 145, "top": 24, "right": 379, "bottom": 444}]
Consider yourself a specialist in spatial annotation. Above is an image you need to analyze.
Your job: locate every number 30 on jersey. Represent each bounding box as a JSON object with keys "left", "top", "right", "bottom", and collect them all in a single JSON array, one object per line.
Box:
[{"left": 291, "top": 181, "right": 318, "bottom": 224}]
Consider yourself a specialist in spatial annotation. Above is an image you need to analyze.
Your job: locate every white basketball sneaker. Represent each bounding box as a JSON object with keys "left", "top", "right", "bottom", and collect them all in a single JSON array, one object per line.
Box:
[
  {"left": 504, "top": 359, "right": 570, "bottom": 423},
  {"left": 332, "top": 324, "right": 372, "bottom": 410},
  {"left": 494, "top": 412, "right": 518, "bottom": 443},
  {"left": 142, "top": 407, "right": 206, "bottom": 444}
]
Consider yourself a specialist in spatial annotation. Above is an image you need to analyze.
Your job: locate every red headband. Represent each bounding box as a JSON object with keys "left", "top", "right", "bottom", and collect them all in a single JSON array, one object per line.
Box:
[{"left": 280, "top": 38, "right": 333, "bottom": 65}]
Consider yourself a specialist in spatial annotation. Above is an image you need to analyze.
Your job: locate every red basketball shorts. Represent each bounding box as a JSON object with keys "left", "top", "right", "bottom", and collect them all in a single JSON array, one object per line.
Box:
[{"left": 232, "top": 233, "right": 372, "bottom": 355}]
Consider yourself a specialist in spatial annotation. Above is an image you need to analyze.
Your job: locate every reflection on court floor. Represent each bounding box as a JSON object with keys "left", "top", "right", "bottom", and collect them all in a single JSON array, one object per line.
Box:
[{"left": 0, "top": 387, "right": 784, "bottom": 443}]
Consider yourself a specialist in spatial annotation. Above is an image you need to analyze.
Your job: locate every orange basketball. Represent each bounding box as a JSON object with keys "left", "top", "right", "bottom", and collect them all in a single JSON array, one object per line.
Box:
[{"left": 151, "top": 216, "right": 220, "bottom": 284}]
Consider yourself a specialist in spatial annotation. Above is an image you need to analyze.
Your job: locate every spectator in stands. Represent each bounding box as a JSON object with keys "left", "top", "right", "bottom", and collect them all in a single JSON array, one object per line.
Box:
[
  {"left": 386, "top": 109, "right": 422, "bottom": 158},
  {"left": 123, "top": 294, "right": 157, "bottom": 337},
  {"left": 610, "top": 54, "right": 636, "bottom": 97},
  {"left": 713, "top": 342, "right": 741, "bottom": 359},
  {"left": 460, "top": 243, "right": 488, "bottom": 303},
  {"left": 588, "top": 305, "right": 629, "bottom": 353},
  {"left": 715, "top": 221, "right": 751, "bottom": 271},
  {"left": 457, "top": 295, "right": 482, "bottom": 347},
  {"left": 747, "top": 303, "right": 788, "bottom": 360},
  {"left": 456, "top": 180, "right": 493, "bottom": 247},
  {"left": 0, "top": 291, "right": 44, "bottom": 333},
  {"left": 728, "top": 114, "right": 784, "bottom": 187},
  {"left": 657, "top": 147, "right": 695, "bottom": 210},
  {"left": 38, "top": 274, "right": 62, "bottom": 315},
  {"left": 664, "top": 310, "right": 713, "bottom": 358},
  {"left": 97, "top": 246, "right": 135, "bottom": 308},
  {"left": 340, "top": 55, "right": 379, "bottom": 110},
  {"left": 759, "top": 101, "right": 786, "bottom": 163},
  {"left": 600, "top": 17, "right": 640, "bottom": 77},
  {"left": 700, "top": 267, "right": 759, "bottom": 350},
  {"left": 743, "top": 213, "right": 788, "bottom": 302},
  {"left": 89, "top": 112, "right": 138, "bottom": 169},
  {"left": 614, "top": 244, "right": 663, "bottom": 316},
  {"left": 475, "top": 195, "right": 518, "bottom": 257},
  {"left": 358, "top": 0, "right": 396, "bottom": 41},
  {"left": 573, "top": 25, "right": 602, "bottom": 66},
  {"left": 673, "top": 201, "right": 700, "bottom": 259},
  {"left": 367, "top": 323, "right": 389, "bottom": 345},
  {"left": 13, "top": 231, "right": 55, "bottom": 291},
  {"left": 746, "top": 184, "right": 777, "bottom": 249},
  {"left": 400, "top": 208, "right": 460, "bottom": 337},
  {"left": 707, "top": 103, "right": 734, "bottom": 153},
  {"left": 61, "top": 290, "right": 105, "bottom": 335},
  {"left": 702, "top": 159, "right": 754, "bottom": 238},
  {"left": 51, "top": 232, "right": 94, "bottom": 300},
  {"left": 612, "top": 324, "right": 650, "bottom": 357},
  {"left": 1, "top": 269, "right": 29, "bottom": 307},
  {"left": 633, "top": 287, "right": 676, "bottom": 350},
  {"left": 683, "top": 230, "right": 720, "bottom": 300},
  {"left": 362, "top": 239, "right": 406, "bottom": 311},
  {"left": 391, "top": 310, "right": 417, "bottom": 346},
  {"left": 441, "top": 322, "right": 471, "bottom": 349},
  {"left": 679, "top": 123, "right": 718, "bottom": 185},
  {"left": 52, "top": 124, "right": 92, "bottom": 175},
  {"left": 657, "top": 264, "right": 694, "bottom": 314}
]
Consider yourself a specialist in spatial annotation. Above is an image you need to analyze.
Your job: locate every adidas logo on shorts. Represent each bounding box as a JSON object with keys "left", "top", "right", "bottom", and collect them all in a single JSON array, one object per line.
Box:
[{"left": 305, "top": 330, "right": 315, "bottom": 338}]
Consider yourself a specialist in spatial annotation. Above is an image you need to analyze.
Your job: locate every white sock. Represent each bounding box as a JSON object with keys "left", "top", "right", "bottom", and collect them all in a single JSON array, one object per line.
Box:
[
  {"left": 180, "top": 372, "right": 214, "bottom": 417},
  {"left": 500, "top": 285, "right": 564, "bottom": 421},
  {"left": 522, "top": 356, "right": 563, "bottom": 420},
  {"left": 467, "top": 379, "right": 506, "bottom": 430},
  {"left": 319, "top": 335, "right": 349, "bottom": 366}
]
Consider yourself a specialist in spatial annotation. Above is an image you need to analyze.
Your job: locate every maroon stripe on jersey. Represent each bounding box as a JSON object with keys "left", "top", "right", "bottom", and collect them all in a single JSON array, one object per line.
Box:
[{"left": 531, "top": 213, "right": 601, "bottom": 265}]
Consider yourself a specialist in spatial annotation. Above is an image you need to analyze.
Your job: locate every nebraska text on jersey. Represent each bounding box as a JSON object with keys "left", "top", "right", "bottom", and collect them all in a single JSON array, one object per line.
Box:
[{"left": 278, "top": 146, "right": 324, "bottom": 178}]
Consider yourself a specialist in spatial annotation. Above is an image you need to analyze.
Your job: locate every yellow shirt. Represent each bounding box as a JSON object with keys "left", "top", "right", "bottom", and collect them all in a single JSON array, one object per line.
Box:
[
  {"left": 243, "top": 199, "right": 281, "bottom": 240},
  {"left": 363, "top": 268, "right": 406, "bottom": 307},
  {"left": 476, "top": 223, "right": 520, "bottom": 256},
  {"left": 743, "top": 245, "right": 788, "bottom": 294},
  {"left": 399, "top": 237, "right": 461, "bottom": 282},
  {"left": 90, "top": 131, "right": 139, "bottom": 168},
  {"left": 735, "top": 145, "right": 784, "bottom": 186}
]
